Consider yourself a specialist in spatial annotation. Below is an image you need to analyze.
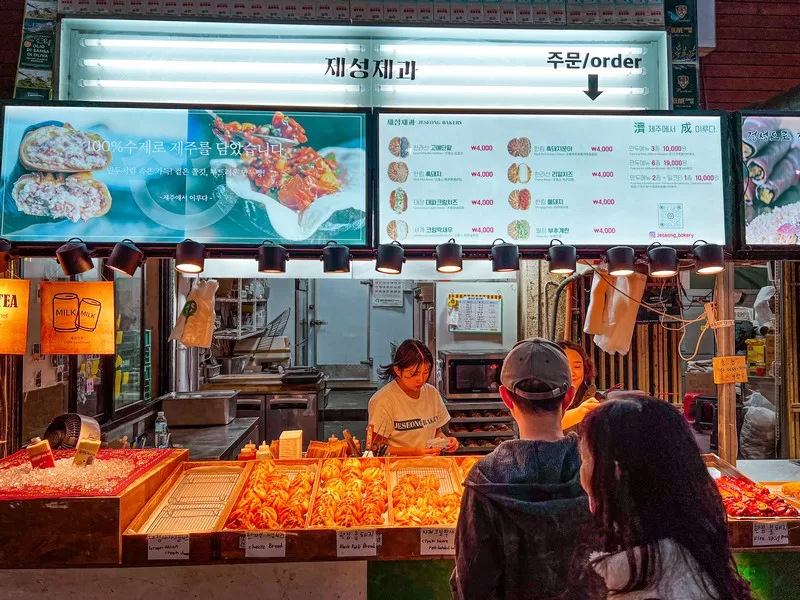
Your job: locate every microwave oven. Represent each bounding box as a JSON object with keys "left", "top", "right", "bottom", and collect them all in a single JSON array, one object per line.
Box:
[{"left": 438, "top": 351, "right": 506, "bottom": 400}]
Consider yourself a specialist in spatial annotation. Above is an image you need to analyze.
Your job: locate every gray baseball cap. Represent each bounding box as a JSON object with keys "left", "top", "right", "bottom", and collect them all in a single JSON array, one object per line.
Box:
[{"left": 501, "top": 337, "right": 572, "bottom": 400}]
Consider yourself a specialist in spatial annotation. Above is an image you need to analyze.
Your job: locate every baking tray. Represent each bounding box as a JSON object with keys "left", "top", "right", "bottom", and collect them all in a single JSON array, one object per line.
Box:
[
  {"left": 455, "top": 456, "right": 484, "bottom": 483},
  {"left": 123, "top": 461, "right": 250, "bottom": 565},
  {"left": 449, "top": 430, "right": 515, "bottom": 438},
  {"left": 387, "top": 457, "right": 462, "bottom": 527},
  {"left": 449, "top": 417, "right": 514, "bottom": 424}
]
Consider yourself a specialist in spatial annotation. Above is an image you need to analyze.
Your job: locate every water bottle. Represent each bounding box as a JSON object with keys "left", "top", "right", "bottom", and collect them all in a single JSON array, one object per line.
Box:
[{"left": 154, "top": 411, "right": 169, "bottom": 448}]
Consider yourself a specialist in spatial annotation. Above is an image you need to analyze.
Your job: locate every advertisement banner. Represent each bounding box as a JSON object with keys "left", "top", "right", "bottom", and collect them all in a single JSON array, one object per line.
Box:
[
  {"left": 742, "top": 115, "right": 800, "bottom": 246},
  {"left": 1, "top": 105, "right": 368, "bottom": 246},
  {"left": 40, "top": 281, "right": 116, "bottom": 354},
  {"left": 0, "top": 279, "right": 30, "bottom": 355},
  {"left": 378, "top": 112, "right": 726, "bottom": 246},
  {"left": 14, "top": 0, "right": 57, "bottom": 101}
]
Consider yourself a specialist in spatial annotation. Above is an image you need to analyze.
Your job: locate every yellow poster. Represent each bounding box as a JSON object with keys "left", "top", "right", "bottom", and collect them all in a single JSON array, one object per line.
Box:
[
  {"left": 40, "top": 282, "right": 116, "bottom": 355},
  {"left": 0, "top": 279, "right": 30, "bottom": 355}
]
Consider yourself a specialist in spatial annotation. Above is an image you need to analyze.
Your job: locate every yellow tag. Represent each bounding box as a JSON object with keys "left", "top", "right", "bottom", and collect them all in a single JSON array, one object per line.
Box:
[
  {"left": 117, "top": 314, "right": 121, "bottom": 329},
  {"left": 91, "top": 361, "right": 99, "bottom": 376},
  {"left": 712, "top": 356, "right": 748, "bottom": 384},
  {"left": 116, "top": 331, "right": 123, "bottom": 345},
  {"left": 115, "top": 355, "right": 122, "bottom": 368},
  {"left": 79, "top": 364, "right": 86, "bottom": 374},
  {"left": 447, "top": 296, "right": 459, "bottom": 308},
  {"left": 123, "top": 372, "right": 130, "bottom": 384}
]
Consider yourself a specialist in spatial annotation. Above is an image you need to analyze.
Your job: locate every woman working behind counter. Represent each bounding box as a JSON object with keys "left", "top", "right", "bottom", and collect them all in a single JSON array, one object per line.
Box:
[{"left": 368, "top": 339, "right": 458, "bottom": 456}]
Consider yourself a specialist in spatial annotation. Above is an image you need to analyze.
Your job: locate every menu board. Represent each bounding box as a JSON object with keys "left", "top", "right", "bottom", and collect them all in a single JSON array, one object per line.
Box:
[
  {"left": 378, "top": 113, "right": 726, "bottom": 246},
  {"left": 1, "top": 105, "right": 367, "bottom": 246},
  {"left": 742, "top": 115, "right": 800, "bottom": 247}
]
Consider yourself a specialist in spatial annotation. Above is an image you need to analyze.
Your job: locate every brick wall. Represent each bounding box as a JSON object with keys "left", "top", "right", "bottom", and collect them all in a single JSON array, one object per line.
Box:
[
  {"left": 702, "top": 0, "right": 800, "bottom": 110},
  {"left": 0, "top": 0, "right": 24, "bottom": 100}
]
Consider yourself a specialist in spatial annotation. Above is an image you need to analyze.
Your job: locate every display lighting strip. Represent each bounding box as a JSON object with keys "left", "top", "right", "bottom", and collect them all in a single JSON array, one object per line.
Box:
[
  {"left": 377, "top": 84, "right": 648, "bottom": 96},
  {"left": 81, "top": 38, "right": 364, "bottom": 52},
  {"left": 80, "top": 59, "right": 645, "bottom": 78},
  {"left": 79, "top": 80, "right": 361, "bottom": 93},
  {"left": 377, "top": 44, "right": 648, "bottom": 57}
]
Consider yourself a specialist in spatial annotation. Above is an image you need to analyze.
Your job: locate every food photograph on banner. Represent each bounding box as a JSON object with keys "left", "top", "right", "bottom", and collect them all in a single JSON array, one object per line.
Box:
[
  {"left": 741, "top": 114, "right": 800, "bottom": 247},
  {"left": 1, "top": 104, "right": 368, "bottom": 246},
  {"left": 378, "top": 111, "right": 727, "bottom": 247}
]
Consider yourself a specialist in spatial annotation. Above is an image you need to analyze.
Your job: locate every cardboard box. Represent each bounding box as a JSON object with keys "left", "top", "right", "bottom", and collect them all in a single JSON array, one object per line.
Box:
[{"left": 685, "top": 371, "right": 717, "bottom": 397}]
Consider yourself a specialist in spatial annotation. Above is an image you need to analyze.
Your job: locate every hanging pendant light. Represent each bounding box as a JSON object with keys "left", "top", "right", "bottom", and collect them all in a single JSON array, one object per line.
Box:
[
  {"left": 257, "top": 241, "right": 288, "bottom": 273},
  {"left": 547, "top": 239, "right": 576, "bottom": 275},
  {"left": 605, "top": 246, "right": 635, "bottom": 277},
  {"left": 647, "top": 243, "right": 679, "bottom": 278},
  {"left": 376, "top": 241, "right": 406, "bottom": 274},
  {"left": 175, "top": 239, "right": 205, "bottom": 274},
  {"left": 321, "top": 241, "right": 351, "bottom": 273},
  {"left": 490, "top": 239, "right": 519, "bottom": 272},
  {"left": 107, "top": 239, "right": 143, "bottom": 277},
  {"left": 436, "top": 238, "right": 462, "bottom": 274},
  {"left": 0, "top": 239, "right": 11, "bottom": 273},
  {"left": 693, "top": 241, "right": 725, "bottom": 275},
  {"left": 56, "top": 238, "right": 93, "bottom": 276}
]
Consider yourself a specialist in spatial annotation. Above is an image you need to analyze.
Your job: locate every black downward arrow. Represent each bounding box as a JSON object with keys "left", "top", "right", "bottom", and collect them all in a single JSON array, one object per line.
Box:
[{"left": 584, "top": 74, "right": 603, "bottom": 101}]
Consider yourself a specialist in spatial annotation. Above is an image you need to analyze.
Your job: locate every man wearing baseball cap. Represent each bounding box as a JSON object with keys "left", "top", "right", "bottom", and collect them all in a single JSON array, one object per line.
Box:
[{"left": 451, "top": 338, "right": 602, "bottom": 600}]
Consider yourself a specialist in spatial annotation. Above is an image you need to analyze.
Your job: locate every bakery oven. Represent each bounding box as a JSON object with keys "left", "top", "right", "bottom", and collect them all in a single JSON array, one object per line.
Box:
[{"left": 438, "top": 351, "right": 505, "bottom": 401}]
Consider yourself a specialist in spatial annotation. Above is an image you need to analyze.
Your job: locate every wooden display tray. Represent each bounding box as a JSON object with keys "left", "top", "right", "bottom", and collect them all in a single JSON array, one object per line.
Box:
[
  {"left": 0, "top": 448, "right": 187, "bottom": 568},
  {"left": 122, "top": 460, "right": 249, "bottom": 565},
  {"left": 704, "top": 454, "right": 800, "bottom": 551},
  {"left": 217, "top": 459, "right": 321, "bottom": 561}
]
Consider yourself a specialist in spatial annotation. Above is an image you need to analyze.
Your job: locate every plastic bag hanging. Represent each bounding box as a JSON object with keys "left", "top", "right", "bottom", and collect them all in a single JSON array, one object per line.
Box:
[{"left": 169, "top": 279, "right": 219, "bottom": 348}]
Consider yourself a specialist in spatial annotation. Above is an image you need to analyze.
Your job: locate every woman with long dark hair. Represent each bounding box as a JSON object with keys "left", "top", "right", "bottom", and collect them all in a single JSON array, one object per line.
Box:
[
  {"left": 579, "top": 394, "right": 752, "bottom": 600},
  {"left": 557, "top": 340, "right": 601, "bottom": 431},
  {"left": 368, "top": 339, "right": 457, "bottom": 455}
]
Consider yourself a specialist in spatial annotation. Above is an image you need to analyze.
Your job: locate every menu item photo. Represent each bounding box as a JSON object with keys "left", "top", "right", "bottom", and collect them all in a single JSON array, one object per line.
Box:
[
  {"left": 507, "top": 219, "right": 531, "bottom": 240},
  {"left": 508, "top": 189, "right": 531, "bottom": 210},
  {"left": 390, "top": 188, "right": 408, "bottom": 214},
  {"left": 389, "top": 136, "right": 410, "bottom": 158},
  {"left": 507, "top": 137, "right": 531, "bottom": 158},
  {"left": 12, "top": 172, "right": 111, "bottom": 223},
  {"left": 507, "top": 163, "right": 531, "bottom": 184},
  {"left": 19, "top": 122, "right": 112, "bottom": 172},
  {"left": 387, "top": 219, "right": 409, "bottom": 241},
  {"left": 388, "top": 161, "right": 409, "bottom": 183}
]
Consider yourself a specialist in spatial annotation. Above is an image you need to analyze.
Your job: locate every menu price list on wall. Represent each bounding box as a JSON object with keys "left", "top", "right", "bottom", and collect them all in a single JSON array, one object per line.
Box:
[{"left": 378, "top": 113, "right": 726, "bottom": 247}]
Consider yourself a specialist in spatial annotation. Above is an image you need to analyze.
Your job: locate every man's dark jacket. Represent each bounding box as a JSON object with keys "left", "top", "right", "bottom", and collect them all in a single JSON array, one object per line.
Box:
[{"left": 451, "top": 436, "right": 603, "bottom": 600}]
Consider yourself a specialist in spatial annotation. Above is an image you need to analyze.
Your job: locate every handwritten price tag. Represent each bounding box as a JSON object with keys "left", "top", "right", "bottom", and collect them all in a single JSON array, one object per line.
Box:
[
  {"left": 753, "top": 522, "right": 789, "bottom": 547},
  {"left": 147, "top": 535, "right": 189, "bottom": 560},
  {"left": 337, "top": 529, "right": 377, "bottom": 557},
  {"left": 420, "top": 528, "right": 456, "bottom": 556},
  {"left": 245, "top": 532, "right": 286, "bottom": 558},
  {"left": 712, "top": 356, "right": 748, "bottom": 384}
]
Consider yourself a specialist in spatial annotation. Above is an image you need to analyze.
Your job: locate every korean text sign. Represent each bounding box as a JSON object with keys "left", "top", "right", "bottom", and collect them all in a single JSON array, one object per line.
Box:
[
  {"left": 40, "top": 281, "right": 115, "bottom": 354},
  {"left": 0, "top": 279, "right": 30, "bottom": 354},
  {"left": 378, "top": 113, "right": 726, "bottom": 246},
  {"left": 1, "top": 105, "right": 368, "bottom": 246}
]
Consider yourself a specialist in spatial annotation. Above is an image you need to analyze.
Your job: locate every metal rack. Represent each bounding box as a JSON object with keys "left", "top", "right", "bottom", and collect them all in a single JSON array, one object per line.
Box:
[
  {"left": 213, "top": 278, "right": 269, "bottom": 342},
  {"left": 445, "top": 400, "right": 518, "bottom": 454}
]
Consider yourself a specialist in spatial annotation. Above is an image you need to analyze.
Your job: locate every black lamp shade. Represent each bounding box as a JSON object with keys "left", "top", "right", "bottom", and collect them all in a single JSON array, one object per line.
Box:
[
  {"left": 56, "top": 238, "right": 93, "bottom": 276},
  {"left": 647, "top": 244, "right": 679, "bottom": 278},
  {"left": 257, "top": 241, "right": 288, "bottom": 273},
  {"left": 321, "top": 242, "right": 350, "bottom": 273},
  {"left": 175, "top": 239, "right": 205, "bottom": 274},
  {"left": 0, "top": 238, "right": 11, "bottom": 272},
  {"left": 693, "top": 242, "right": 725, "bottom": 275},
  {"left": 490, "top": 239, "right": 519, "bottom": 272},
  {"left": 436, "top": 238, "right": 462, "bottom": 274},
  {"left": 548, "top": 241, "right": 576, "bottom": 275},
  {"left": 606, "top": 246, "right": 635, "bottom": 277},
  {"left": 376, "top": 242, "right": 405, "bottom": 274},
  {"left": 108, "top": 240, "right": 143, "bottom": 277}
]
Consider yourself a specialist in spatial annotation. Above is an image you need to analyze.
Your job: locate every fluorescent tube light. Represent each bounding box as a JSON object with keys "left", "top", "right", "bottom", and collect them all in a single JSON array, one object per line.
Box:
[
  {"left": 80, "top": 80, "right": 361, "bottom": 93},
  {"left": 378, "top": 44, "right": 647, "bottom": 57},
  {"left": 377, "top": 84, "right": 647, "bottom": 95},
  {"left": 81, "top": 59, "right": 324, "bottom": 74},
  {"left": 81, "top": 38, "right": 363, "bottom": 52}
]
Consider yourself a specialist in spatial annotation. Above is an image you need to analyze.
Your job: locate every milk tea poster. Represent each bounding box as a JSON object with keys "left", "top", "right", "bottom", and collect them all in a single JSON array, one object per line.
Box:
[{"left": 40, "top": 281, "right": 115, "bottom": 354}]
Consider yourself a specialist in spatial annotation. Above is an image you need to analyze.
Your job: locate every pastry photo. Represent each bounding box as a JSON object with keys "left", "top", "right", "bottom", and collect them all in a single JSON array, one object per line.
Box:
[
  {"left": 12, "top": 172, "right": 111, "bottom": 223},
  {"left": 507, "top": 163, "right": 531, "bottom": 184},
  {"left": 389, "top": 188, "right": 408, "bottom": 214},
  {"left": 507, "top": 137, "right": 531, "bottom": 158},
  {"left": 19, "top": 123, "right": 112, "bottom": 172},
  {"left": 507, "top": 219, "right": 531, "bottom": 240},
  {"left": 389, "top": 136, "right": 410, "bottom": 158},
  {"left": 388, "top": 161, "right": 409, "bottom": 183},
  {"left": 387, "top": 219, "right": 409, "bottom": 241},
  {"left": 508, "top": 189, "right": 531, "bottom": 210}
]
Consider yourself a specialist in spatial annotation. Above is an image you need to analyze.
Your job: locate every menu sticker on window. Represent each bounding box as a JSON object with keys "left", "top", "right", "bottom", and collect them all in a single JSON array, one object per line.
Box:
[
  {"left": 245, "top": 532, "right": 287, "bottom": 558},
  {"left": 336, "top": 529, "right": 377, "bottom": 557},
  {"left": 147, "top": 534, "right": 190, "bottom": 560},
  {"left": 40, "top": 281, "right": 115, "bottom": 354},
  {"left": 752, "top": 522, "right": 789, "bottom": 547},
  {"left": 420, "top": 527, "right": 456, "bottom": 555},
  {"left": 0, "top": 279, "right": 30, "bottom": 354}
]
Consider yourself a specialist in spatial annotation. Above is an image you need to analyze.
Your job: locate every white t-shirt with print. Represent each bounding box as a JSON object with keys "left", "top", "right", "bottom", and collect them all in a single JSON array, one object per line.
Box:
[{"left": 368, "top": 381, "right": 451, "bottom": 449}]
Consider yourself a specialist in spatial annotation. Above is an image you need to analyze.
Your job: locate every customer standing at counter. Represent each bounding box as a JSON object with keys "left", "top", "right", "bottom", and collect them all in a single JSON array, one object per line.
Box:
[
  {"left": 451, "top": 338, "right": 601, "bottom": 600},
  {"left": 368, "top": 339, "right": 458, "bottom": 455},
  {"left": 580, "top": 395, "right": 752, "bottom": 600}
]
